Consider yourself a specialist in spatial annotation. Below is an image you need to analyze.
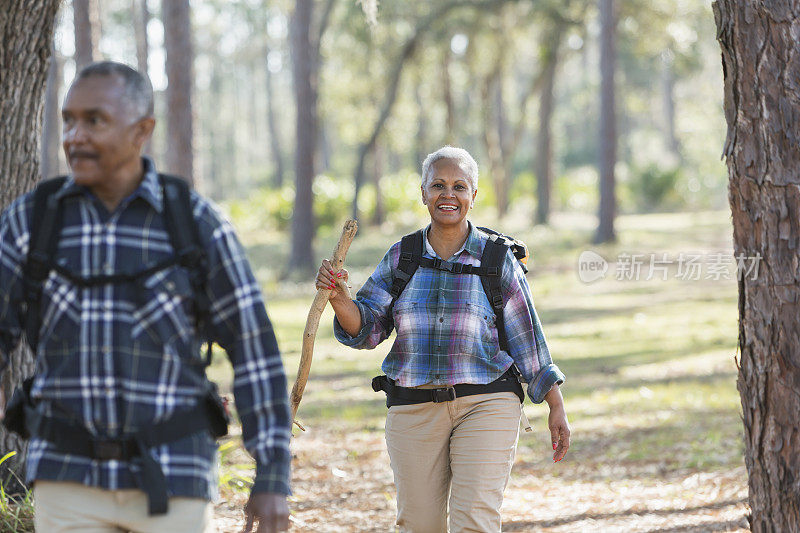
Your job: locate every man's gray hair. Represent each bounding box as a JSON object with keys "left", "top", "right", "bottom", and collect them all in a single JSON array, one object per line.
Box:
[
  {"left": 421, "top": 146, "right": 479, "bottom": 191},
  {"left": 75, "top": 61, "right": 154, "bottom": 119}
]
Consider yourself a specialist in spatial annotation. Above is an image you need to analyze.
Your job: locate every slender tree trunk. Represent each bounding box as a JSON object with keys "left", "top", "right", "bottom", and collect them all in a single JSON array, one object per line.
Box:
[
  {"left": 73, "top": 0, "right": 100, "bottom": 70},
  {"left": 414, "top": 74, "right": 428, "bottom": 170},
  {"left": 535, "top": 38, "right": 559, "bottom": 225},
  {"left": 0, "top": 0, "right": 61, "bottom": 490},
  {"left": 264, "top": 39, "right": 285, "bottom": 188},
  {"left": 661, "top": 49, "right": 682, "bottom": 161},
  {"left": 372, "top": 142, "right": 385, "bottom": 226},
  {"left": 288, "top": 0, "right": 317, "bottom": 274},
  {"left": 41, "top": 43, "right": 62, "bottom": 180},
  {"left": 595, "top": 0, "right": 616, "bottom": 244},
  {"left": 714, "top": 1, "right": 800, "bottom": 530},
  {"left": 131, "top": 0, "right": 151, "bottom": 155},
  {"left": 162, "top": 0, "right": 195, "bottom": 185},
  {"left": 443, "top": 45, "right": 455, "bottom": 145}
]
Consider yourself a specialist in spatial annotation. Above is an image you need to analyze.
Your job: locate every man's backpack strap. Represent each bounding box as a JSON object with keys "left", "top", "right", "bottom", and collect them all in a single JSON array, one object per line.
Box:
[
  {"left": 24, "top": 177, "right": 68, "bottom": 352},
  {"left": 479, "top": 236, "right": 511, "bottom": 352},
  {"left": 158, "top": 174, "right": 214, "bottom": 365},
  {"left": 389, "top": 230, "right": 424, "bottom": 303}
]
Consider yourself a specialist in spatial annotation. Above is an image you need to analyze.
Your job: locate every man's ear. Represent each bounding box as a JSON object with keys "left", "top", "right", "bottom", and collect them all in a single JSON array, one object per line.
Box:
[{"left": 133, "top": 117, "right": 156, "bottom": 148}]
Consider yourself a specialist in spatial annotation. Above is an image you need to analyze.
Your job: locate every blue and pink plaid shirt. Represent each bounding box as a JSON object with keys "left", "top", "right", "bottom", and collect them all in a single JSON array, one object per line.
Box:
[
  {"left": 334, "top": 222, "right": 565, "bottom": 403},
  {"left": 0, "top": 158, "right": 291, "bottom": 499}
]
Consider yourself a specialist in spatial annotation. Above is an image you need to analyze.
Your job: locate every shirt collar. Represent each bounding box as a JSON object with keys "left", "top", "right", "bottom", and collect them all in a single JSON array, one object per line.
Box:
[
  {"left": 56, "top": 157, "right": 164, "bottom": 212},
  {"left": 423, "top": 221, "right": 483, "bottom": 260}
]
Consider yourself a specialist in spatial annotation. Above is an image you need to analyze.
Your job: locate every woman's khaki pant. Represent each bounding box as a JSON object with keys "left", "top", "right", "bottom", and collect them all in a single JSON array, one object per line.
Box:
[
  {"left": 33, "top": 481, "right": 214, "bottom": 532},
  {"left": 385, "top": 391, "right": 522, "bottom": 533}
]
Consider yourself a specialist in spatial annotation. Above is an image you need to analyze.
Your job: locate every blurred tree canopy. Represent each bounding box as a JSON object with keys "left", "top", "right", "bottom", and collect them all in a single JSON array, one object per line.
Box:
[{"left": 46, "top": 0, "right": 725, "bottom": 271}]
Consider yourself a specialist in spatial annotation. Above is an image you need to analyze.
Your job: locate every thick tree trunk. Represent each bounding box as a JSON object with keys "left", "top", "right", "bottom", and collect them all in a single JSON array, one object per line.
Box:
[
  {"left": 594, "top": 0, "right": 616, "bottom": 244},
  {"left": 73, "top": 0, "right": 100, "bottom": 70},
  {"left": 41, "top": 43, "right": 62, "bottom": 180},
  {"left": 714, "top": 1, "right": 800, "bottom": 530},
  {"left": 288, "top": 0, "right": 317, "bottom": 274},
  {"left": 0, "top": 0, "right": 61, "bottom": 489},
  {"left": 162, "top": 0, "right": 195, "bottom": 185}
]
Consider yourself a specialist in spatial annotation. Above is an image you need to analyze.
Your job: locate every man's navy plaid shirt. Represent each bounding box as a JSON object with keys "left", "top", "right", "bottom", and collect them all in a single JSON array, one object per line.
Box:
[{"left": 0, "top": 158, "right": 291, "bottom": 499}]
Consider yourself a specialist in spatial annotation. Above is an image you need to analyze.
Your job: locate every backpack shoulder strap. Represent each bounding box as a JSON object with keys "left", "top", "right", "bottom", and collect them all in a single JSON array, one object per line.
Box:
[
  {"left": 25, "top": 176, "right": 68, "bottom": 351},
  {"left": 479, "top": 236, "right": 511, "bottom": 352},
  {"left": 389, "top": 229, "right": 424, "bottom": 304},
  {"left": 159, "top": 174, "right": 204, "bottom": 265},
  {"left": 158, "top": 174, "right": 214, "bottom": 365}
]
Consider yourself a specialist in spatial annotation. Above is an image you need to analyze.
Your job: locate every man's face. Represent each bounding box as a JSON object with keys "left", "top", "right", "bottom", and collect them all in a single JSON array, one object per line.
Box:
[{"left": 61, "top": 75, "right": 148, "bottom": 187}]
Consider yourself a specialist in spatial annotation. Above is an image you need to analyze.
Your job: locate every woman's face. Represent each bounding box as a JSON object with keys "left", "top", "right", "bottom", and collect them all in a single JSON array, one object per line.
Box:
[{"left": 421, "top": 160, "right": 477, "bottom": 229}]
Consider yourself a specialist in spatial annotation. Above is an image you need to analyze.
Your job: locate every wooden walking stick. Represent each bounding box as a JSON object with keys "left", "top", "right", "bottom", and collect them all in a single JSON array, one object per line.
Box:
[{"left": 290, "top": 219, "right": 358, "bottom": 431}]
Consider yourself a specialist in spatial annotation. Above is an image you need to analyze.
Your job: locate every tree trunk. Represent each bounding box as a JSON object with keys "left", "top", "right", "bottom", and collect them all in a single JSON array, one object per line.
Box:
[
  {"left": 73, "top": 0, "right": 100, "bottom": 70},
  {"left": 0, "top": 0, "right": 61, "bottom": 490},
  {"left": 131, "top": 0, "right": 151, "bottom": 155},
  {"left": 443, "top": 45, "right": 455, "bottom": 145},
  {"left": 414, "top": 73, "right": 428, "bottom": 171},
  {"left": 264, "top": 38, "right": 285, "bottom": 188},
  {"left": 714, "top": 1, "right": 800, "bottom": 530},
  {"left": 372, "top": 142, "right": 385, "bottom": 226},
  {"left": 288, "top": 0, "right": 317, "bottom": 274},
  {"left": 41, "top": 43, "right": 62, "bottom": 180},
  {"left": 162, "top": 0, "right": 195, "bottom": 185},
  {"left": 535, "top": 28, "right": 563, "bottom": 226},
  {"left": 594, "top": 0, "right": 616, "bottom": 244},
  {"left": 661, "top": 49, "right": 682, "bottom": 161}
]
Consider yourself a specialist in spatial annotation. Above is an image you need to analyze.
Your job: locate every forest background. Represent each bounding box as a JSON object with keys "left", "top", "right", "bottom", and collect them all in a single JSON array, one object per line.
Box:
[{"left": 3, "top": 0, "right": 753, "bottom": 531}]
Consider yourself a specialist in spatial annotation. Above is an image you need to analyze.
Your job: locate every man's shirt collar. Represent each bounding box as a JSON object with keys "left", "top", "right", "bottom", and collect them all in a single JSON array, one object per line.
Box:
[{"left": 56, "top": 157, "right": 164, "bottom": 212}]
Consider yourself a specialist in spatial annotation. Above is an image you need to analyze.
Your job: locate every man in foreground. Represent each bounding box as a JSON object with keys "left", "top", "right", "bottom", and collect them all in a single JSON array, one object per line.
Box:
[{"left": 0, "top": 61, "right": 291, "bottom": 532}]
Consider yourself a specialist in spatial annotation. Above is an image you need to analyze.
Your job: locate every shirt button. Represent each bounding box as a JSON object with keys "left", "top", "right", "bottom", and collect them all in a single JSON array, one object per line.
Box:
[
  {"left": 439, "top": 317, "right": 444, "bottom": 323},
  {"left": 435, "top": 374, "right": 441, "bottom": 379}
]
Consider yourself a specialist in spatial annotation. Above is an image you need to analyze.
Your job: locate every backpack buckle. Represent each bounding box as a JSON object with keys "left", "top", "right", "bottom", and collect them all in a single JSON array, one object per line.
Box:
[
  {"left": 91, "top": 438, "right": 126, "bottom": 461},
  {"left": 451, "top": 263, "right": 463, "bottom": 274},
  {"left": 431, "top": 387, "right": 456, "bottom": 403},
  {"left": 400, "top": 252, "right": 413, "bottom": 262},
  {"left": 491, "top": 294, "right": 504, "bottom": 309},
  {"left": 487, "top": 267, "right": 499, "bottom": 276}
]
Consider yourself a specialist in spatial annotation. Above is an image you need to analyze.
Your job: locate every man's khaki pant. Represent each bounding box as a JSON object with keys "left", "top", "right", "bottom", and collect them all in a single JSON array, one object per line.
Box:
[
  {"left": 33, "top": 481, "right": 214, "bottom": 533},
  {"left": 385, "top": 391, "right": 521, "bottom": 533}
]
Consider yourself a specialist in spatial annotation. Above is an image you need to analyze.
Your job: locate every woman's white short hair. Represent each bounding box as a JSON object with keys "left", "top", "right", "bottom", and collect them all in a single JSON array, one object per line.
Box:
[{"left": 421, "top": 146, "right": 479, "bottom": 191}]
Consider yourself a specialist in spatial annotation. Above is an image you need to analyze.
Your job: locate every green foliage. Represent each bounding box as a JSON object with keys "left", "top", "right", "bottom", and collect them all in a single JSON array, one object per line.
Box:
[
  {"left": 0, "top": 452, "right": 34, "bottom": 533},
  {"left": 628, "top": 163, "right": 684, "bottom": 211}
]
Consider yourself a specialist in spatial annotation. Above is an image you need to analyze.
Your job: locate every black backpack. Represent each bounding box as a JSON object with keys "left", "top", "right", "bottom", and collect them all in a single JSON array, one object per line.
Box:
[
  {"left": 388, "top": 226, "right": 530, "bottom": 353},
  {"left": 22, "top": 174, "right": 213, "bottom": 361}
]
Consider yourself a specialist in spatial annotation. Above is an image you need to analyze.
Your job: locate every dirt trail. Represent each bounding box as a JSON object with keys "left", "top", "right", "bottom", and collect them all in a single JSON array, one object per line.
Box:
[{"left": 214, "top": 431, "right": 749, "bottom": 532}]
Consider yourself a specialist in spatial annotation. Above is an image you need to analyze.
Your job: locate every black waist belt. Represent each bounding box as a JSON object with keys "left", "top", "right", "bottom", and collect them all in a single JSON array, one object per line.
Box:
[
  {"left": 372, "top": 368, "right": 524, "bottom": 408},
  {"left": 28, "top": 396, "right": 227, "bottom": 516}
]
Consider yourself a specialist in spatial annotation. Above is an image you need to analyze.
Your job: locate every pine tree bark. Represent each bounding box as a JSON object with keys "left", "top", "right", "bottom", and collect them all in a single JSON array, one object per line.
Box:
[
  {"left": 595, "top": 0, "right": 617, "bottom": 244},
  {"left": 714, "top": 1, "right": 800, "bottom": 530},
  {"left": 0, "top": 0, "right": 61, "bottom": 489},
  {"left": 73, "top": 0, "right": 100, "bottom": 70},
  {"left": 162, "top": 0, "right": 195, "bottom": 185},
  {"left": 288, "top": 0, "right": 317, "bottom": 274}
]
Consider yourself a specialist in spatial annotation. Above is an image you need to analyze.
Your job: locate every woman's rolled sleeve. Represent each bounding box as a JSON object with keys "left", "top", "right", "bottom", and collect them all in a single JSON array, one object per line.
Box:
[
  {"left": 528, "top": 363, "right": 566, "bottom": 404},
  {"left": 334, "top": 300, "right": 376, "bottom": 347}
]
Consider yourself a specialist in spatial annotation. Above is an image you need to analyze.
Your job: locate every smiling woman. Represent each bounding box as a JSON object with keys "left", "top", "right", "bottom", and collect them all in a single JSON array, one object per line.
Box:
[{"left": 315, "top": 145, "right": 570, "bottom": 532}]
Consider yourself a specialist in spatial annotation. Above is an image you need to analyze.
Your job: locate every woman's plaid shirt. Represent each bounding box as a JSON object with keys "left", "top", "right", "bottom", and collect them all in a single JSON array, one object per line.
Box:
[
  {"left": 335, "top": 223, "right": 565, "bottom": 403},
  {"left": 0, "top": 159, "right": 291, "bottom": 499}
]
